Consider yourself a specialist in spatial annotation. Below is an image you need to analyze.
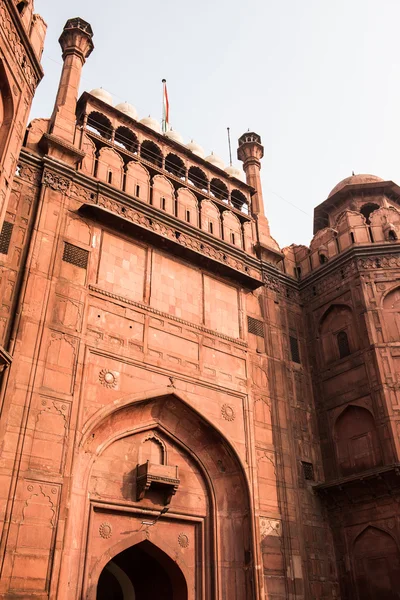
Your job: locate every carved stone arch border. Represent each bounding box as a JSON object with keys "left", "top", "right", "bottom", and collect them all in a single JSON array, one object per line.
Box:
[
  {"left": 349, "top": 522, "right": 399, "bottom": 548},
  {"left": 346, "top": 522, "right": 400, "bottom": 594},
  {"left": 381, "top": 283, "right": 400, "bottom": 308},
  {"left": 85, "top": 529, "right": 190, "bottom": 600},
  {"left": 58, "top": 387, "right": 259, "bottom": 600},
  {"left": 316, "top": 302, "right": 354, "bottom": 334},
  {"left": 331, "top": 401, "right": 375, "bottom": 442}
]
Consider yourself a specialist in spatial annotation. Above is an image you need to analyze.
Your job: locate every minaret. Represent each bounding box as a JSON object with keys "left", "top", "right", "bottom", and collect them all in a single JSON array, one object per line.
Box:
[
  {"left": 49, "top": 18, "right": 94, "bottom": 146},
  {"left": 238, "top": 132, "right": 282, "bottom": 263}
]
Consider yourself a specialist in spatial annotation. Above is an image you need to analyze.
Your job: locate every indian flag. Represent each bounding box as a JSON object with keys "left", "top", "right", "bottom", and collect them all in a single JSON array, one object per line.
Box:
[{"left": 162, "top": 79, "right": 169, "bottom": 133}]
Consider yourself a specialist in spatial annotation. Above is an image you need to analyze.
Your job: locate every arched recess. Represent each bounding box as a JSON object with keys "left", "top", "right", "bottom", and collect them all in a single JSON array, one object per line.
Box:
[
  {"left": 382, "top": 287, "right": 400, "bottom": 341},
  {"left": 87, "top": 112, "right": 113, "bottom": 140},
  {"left": 115, "top": 126, "right": 138, "bottom": 154},
  {"left": 222, "top": 210, "right": 242, "bottom": 248},
  {"left": 165, "top": 153, "right": 185, "bottom": 179},
  {"left": 176, "top": 188, "right": 198, "bottom": 226},
  {"left": 57, "top": 390, "right": 256, "bottom": 600},
  {"left": 352, "top": 526, "right": 400, "bottom": 599},
  {"left": 210, "top": 178, "right": 228, "bottom": 202},
  {"left": 152, "top": 174, "right": 175, "bottom": 213},
  {"left": 188, "top": 166, "right": 208, "bottom": 192},
  {"left": 125, "top": 162, "right": 150, "bottom": 202},
  {"left": 140, "top": 140, "right": 163, "bottom": 168},
  {"left": 97, "top": 147, "right": 124, "bottom": 189},
  {"left": 0, "top": 60, "right": 14, "bottom": 161},
  {"left": 319, "top": 304, "right": 356, "bottom": 364},
  {"left": 334, "top": 405, "right": 382, "bottom": 476}
]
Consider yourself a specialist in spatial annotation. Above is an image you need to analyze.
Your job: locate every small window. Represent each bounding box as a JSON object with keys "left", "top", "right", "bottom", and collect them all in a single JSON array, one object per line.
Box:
[
  {"left": 295, "top": 266, "right": 302, "bottom": 279},
  {"left": 16, "top": 1, "right": 27, "bottom": 15},
  {"left": 161, "top": 197, "right": 166, "bottom": 210},
  {"left": 350, "top": 231, "right": 355, "bottom": 244},
  {"left": 289, "top": 335, "right": 301, "bottom": 363},
  {"left": 337, "top": 330, "right": 350, "bottom": 358},
  {"left": 209, "top": 221, "right": 213, "bottom": 234},
  {"left": 136, "top": 184, "right": 140, "bottom": 197},
  {"left": 0, "top": 221, "right": 14, "bottom": 255},
  {"left": 301, "top": 461, "right": 314, "bottom": 481},
  {"left": 388, "top": 230, "right": 397, "bottom": 241},
  {"left": 186, "top": 210, "right": 190, "bottom": 223},
  {"left": 319, "top": 253, "right": 328, "bottom": 264},
  {"left": 247, "top": 316, "right": 264, "bottom": 337},
  {"left": 62, "top": 242, "right": 89, "bottom": 269},
  {"left": 231, "top": 232, "right": 235, "bottom": 244},
  {"left": 107, "top": 171, "right": 113, "bottom": 184},
  {"left": 149, "top": 195, "right": 153, "bottom": 206}
]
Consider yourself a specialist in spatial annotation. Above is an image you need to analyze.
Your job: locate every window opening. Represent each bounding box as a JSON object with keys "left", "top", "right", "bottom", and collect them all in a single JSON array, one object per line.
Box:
[
  {"left": 247, "top": 316, "right": 264, "bottom": 337},
  {"left": 186, "top": 210, "right": 190, "bottom": 223},
  {"left": 360, "top": 203, "right": 379, "bottom": 225},
  {"left": 16, "top": 1, "right": 27, "bottom": 15},
  {"left": 136, "top": 184, "right": 140, "bottom": 197},
  {"left": 161, "top": 197, "right": 166, "bottom": 210},
  {"left": 209, "top": 221, "right": 213, "bottom": 234},
  {"left": 62, "top": 242, "right": 89, "bottom": 269},
  {"left": 350, "top": 231, "right": 355, "bottom": 244},
  {"left": 337, "top": 330, "right": 351, "bottom": 358},
  {"left": 107, "top": 171, "right": 112, "bottom": 184},
  {"left": 319, "top": 253, "right": 328, "bottom": 265},
  {"left": 295, "top": 266, "right": 302, "bottom": 279},
  {"left": 289, "top": 335, "right": 301, "bottom": 363},
  {"left": 0, "top": 221, "right": 14, "bottom": 255},
  {"left": 301, "top": 461, "right": 315, "bottom": 481},
  {"left": 231, "top": 232, "right": 235, "bottom": 244},
  {"left": 388, "top": 230, "right": 397, "bottom": 241}
]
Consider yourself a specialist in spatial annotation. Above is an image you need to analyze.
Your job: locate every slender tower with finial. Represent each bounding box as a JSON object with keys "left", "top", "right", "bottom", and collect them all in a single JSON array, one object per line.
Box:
[
  {"left": 237, "top": 131, "right": 282, "bottom": 262},
  {"left": 48, "top": 18, "right": 94, "bottom": 157}
]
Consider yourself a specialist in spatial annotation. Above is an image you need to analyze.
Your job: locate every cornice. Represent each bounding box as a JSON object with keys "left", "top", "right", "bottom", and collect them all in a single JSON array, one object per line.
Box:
[
  {"left": 37, "top": 157, "right": 263, "bottom": 289},
  {"left": 89, "top": 284, "right": 248, "bottom": 347}
]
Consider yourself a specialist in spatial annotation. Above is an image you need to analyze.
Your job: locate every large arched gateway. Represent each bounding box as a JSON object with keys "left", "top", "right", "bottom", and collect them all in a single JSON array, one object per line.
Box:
[{"left": 56, "top": 389, "right": 256, "bottom": 600}]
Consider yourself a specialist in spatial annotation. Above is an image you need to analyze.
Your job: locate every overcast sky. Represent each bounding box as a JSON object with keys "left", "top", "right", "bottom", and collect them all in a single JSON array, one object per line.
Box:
[{"left": 31, "top": 0, "right": 400, "bottom": 248}]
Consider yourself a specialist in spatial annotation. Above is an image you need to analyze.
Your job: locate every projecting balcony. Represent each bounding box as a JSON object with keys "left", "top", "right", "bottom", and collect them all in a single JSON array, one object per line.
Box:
[{"left": 136, "top": 461, "right": 180, "bottom": 505}]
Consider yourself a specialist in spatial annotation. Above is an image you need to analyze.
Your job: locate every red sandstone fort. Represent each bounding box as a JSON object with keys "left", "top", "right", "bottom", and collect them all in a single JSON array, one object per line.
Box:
[{"left": 1, "top": 3, "right": 400, "bottom": 599}]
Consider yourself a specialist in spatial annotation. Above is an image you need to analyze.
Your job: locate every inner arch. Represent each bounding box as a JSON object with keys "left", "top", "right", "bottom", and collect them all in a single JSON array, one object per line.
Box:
[{"left": 96, "top": 540, "right": 187, "bottom": 600}]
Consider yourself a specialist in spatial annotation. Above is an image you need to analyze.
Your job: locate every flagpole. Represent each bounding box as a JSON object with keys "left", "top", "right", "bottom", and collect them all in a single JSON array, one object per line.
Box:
[
  {"left": 227, "top": 127, "right": 233, "bottom": 166},
  {"left": 162, "top": 79, "right": 166, "bottom": 133}
]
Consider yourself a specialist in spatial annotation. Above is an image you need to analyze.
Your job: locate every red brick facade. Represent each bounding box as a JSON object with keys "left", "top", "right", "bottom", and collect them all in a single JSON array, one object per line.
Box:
[{"left": 0, "top": 13, "right": 400, "bottom": 600}]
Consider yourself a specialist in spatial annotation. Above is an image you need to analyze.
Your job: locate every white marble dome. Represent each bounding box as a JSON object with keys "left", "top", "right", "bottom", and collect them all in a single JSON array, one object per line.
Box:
[
  {"left": 205, "top": 152, "right": 225, "bottom": 169},
  {"left": 89, "top": 88, "right": 113, "bottom": 105},
  {"left": 115, "top": 102, "right": 138, "bottom": 120},
  {"left": 164, "top": 129, "right": 184, "bottom": 144},
  {"left": 139, "top": 116, "right": 161, "bottom": 133},
  {"left": 225, "top": 165, "right": 244, "bottom": 180},
  {"left": 186, "top": 140, "right": 205, "bottom": 158}
]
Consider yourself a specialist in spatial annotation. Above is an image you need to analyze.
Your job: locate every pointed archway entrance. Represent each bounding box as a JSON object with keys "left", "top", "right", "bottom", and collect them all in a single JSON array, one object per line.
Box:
[
  {"left": 96, "top": 540, "right": 188, "bottom": 600},
  {"left": 57, "top": 388, "right": 256, "bottom": 600}
]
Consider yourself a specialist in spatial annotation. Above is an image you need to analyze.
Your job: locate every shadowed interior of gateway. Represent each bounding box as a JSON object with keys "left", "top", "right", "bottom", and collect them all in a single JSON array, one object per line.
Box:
[{"left": 96, "top": 541, "right": 187, "bottom": 600}]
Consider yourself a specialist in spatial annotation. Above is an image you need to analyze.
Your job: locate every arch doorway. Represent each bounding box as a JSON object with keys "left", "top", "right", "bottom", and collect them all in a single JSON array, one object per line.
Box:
[{"left": 96, "top": 540, "right": 188, "bottom": 600}]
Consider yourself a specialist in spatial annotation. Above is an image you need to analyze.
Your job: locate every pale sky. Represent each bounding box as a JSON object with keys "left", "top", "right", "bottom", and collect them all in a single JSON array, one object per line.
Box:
[{"left": 31, "top": 0, "right": 400, "bottom": 248}]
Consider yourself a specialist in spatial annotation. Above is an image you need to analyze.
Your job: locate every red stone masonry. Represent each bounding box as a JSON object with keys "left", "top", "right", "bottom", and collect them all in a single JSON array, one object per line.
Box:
[{"left": 1, "top": 12, "right": 400, "bottom": 600}]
